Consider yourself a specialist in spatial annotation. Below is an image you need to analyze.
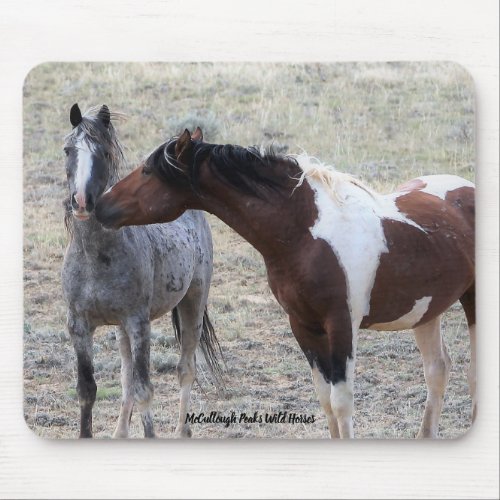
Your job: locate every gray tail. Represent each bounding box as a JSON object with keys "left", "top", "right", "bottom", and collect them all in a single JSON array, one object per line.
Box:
[{"left": 171, "top": 306, "right": 225, "bottom": 388}]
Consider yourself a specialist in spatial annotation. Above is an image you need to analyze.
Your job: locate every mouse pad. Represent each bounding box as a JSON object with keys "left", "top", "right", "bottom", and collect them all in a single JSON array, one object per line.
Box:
[{"left": 23, "top": 62, "right": 475, "bottom": 439}]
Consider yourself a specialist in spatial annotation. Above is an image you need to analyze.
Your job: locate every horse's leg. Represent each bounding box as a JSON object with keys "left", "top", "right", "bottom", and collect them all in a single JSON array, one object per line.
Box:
[
  {"left": 329, "top": 339, "right": 356, "bottom": 439},
  {"left": 123, "top": 316, "right": 155, "bottom": 438},
  {"left": 413, "top": 315, "right": 451, "bottom": 438},
  {"left": 113, "top": 327, "right": 134, "bottom": 438},
  {"left": 173, "top": 294, "right": 205, "bottom": 438},
  {"left": 311, "top": 364, "right": 340, "bottom": 438},
  {"left": 324, "top": 315, "right": 357, "bottom": 439},
  {"left": 460, "top": 285, "right": 476, "bottom": 423},
  {"left": 67, "top": 314, "right": 96, "bottom": 438},
  {"left": 289, "top": 315, "right": 354, "bottom": 438}
]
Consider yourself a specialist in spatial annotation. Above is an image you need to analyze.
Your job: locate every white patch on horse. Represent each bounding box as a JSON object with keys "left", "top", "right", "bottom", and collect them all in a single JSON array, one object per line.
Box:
[
  {"left": 74, "top": 133, "right": 95, "bottom": 204},
  {"left": 416, "top": 175, "right": 474, "bottom": 201},
  {"left": 368, "top": 296, "right": 432, "bottom": 331},
  {"left": 297, "top": 154, "right": 427, "bottom": 329},
  {"left": 330, "top": 381, "right": 353, "bottom": 416},
  {"left": 303, "top": 178, "right": 384, "bottom": 327}
]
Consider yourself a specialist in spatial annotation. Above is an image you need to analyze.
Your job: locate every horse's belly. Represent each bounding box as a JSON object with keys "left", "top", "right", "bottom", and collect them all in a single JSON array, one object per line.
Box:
[
  {"left": 361, "top": 255, "right": 473, "bottom": 331},
  {"left": 149, "top": 291, "right": 186, "bottom": 320},
  {"left": 364, "top": 296, "right": 433, "bottom": 330}
]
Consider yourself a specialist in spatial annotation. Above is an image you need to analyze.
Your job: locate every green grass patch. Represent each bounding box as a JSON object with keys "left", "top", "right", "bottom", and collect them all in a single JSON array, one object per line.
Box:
[{"left": 66, "top": 385, "right": 122, "bottom": 401}]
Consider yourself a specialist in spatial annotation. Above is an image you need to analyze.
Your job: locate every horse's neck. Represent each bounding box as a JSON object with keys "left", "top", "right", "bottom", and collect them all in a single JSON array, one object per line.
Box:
[
  {"left": 197, "top": 178, "right": 315, "bottom": 261},
  {"left": 71, "top": 215, "right": 123, "bottom": 252}
]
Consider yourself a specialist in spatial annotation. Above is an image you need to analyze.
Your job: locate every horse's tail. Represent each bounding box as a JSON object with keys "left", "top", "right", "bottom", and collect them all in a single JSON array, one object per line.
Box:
[
  {"left": 171, "top": 306, "right": 225, "bottom": 389},
  {"left": 200, "top": 307, "right": 225, "bottom": 388}
]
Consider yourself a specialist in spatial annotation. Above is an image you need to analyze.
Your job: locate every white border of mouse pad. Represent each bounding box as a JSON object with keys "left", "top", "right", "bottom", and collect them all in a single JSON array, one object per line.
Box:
[{"left": 1, "top": 1, "right": 498, "bottom": 498}]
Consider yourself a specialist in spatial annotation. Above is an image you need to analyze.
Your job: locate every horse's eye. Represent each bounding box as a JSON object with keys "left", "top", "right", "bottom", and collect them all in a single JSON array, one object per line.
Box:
[
  {"left": 104, "top": 152, "right": 111, "bottom": 159},
  {"left": 142, "top": 166, "right": 151, "bottom": 176},
  {"left": 64, "top": 148, "right": 70, "bottom": 156}
]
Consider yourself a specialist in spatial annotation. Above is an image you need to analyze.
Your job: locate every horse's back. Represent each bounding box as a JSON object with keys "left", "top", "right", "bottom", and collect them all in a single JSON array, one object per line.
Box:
[
  {"left": 396, "top": 174, "right": 474, "bottom": 228},
  {"left": 394, "top": 174, "right": 475, "bottom": 252}
]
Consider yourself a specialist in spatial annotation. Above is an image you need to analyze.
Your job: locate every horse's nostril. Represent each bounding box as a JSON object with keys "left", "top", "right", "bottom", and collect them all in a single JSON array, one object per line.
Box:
[
  {"left": 74, "top": 192, "right": 86, "bottom": 209},
  {"left": 72, "top": 192, "right": 95, "bottom": 212}
]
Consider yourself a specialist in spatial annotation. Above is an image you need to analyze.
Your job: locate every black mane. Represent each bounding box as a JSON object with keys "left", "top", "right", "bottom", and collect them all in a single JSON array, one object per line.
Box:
[
  {"left": 144, "top": 139, "right": 189, "bottom": 186},
  {"left": 148, "top": 138, "right": 301, "bottom": 199}
]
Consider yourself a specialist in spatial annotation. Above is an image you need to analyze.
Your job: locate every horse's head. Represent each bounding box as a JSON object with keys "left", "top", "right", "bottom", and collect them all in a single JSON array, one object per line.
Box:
[
  {"left": 96, "top": 128, "right": 203, "bottom": 229},
  {"left": 64, "top": 103, "right": 121, "bottom": 221}
]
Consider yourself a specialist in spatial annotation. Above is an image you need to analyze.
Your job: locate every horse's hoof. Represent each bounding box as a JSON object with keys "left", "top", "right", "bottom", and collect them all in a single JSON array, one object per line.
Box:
[
  {"left": 112, "top": 430, "right": 129, "bottom": 439},
  {"left": 416, "top": 430, "right": 436, "bottom": 439},
  {"left": 175, "top": 426, "right": 192, "bottom": 438}
]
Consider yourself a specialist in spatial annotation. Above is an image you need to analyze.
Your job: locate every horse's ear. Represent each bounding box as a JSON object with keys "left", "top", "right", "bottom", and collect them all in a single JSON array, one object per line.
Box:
[
  {"left": 70, "top": 103, "right": 82, "bottom": 127},
  {"left": 191, "top": 127, "right": 204, "bottom": 142},
  {"left": 97, "top": 104, "right": 111, "bottom": 128},
  {"left": 175, "top": 129, "right": 193, "bottom": 163}
]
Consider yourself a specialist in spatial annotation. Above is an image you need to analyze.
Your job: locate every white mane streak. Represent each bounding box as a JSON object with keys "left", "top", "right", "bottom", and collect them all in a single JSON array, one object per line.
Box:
[{"left": 292, "top": 153, "right": 374, "bottom": 203}]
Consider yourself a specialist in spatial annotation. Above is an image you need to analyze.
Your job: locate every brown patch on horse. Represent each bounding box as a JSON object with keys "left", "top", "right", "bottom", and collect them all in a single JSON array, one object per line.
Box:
[{"left": 362, "top": 185, "right": 475, "bottom": 328}]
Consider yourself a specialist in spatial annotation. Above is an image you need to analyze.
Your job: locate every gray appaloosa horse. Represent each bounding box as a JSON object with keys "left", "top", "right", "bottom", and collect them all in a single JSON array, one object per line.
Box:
[{"left": 61, "top": 103, "right": 221, "bottom": 439}]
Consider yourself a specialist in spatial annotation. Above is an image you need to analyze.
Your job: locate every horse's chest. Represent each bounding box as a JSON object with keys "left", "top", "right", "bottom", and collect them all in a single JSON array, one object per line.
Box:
[
  {"left": 266, "top": 259, "right": 333, "bottom": 321},
  {"left": 62, "top": 249, "right": 150, "bottom": 322}
]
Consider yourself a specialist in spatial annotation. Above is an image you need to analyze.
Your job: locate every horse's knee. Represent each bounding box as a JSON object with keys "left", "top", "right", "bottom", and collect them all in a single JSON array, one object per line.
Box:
[
  {"left": 76, "top": 357, "right": 97, "bottom": 407},
  {"left": 133, "top": 380, "right": 154, "bottom": 410},
  {"left": 77, "top": 378, "right": 97, "bottom": 407},
  {"left": 426, "top": 356, "right": 450, "bottom": 391},
  {"left": 177, "top": 358, "right": 196, "bottom": 387}
]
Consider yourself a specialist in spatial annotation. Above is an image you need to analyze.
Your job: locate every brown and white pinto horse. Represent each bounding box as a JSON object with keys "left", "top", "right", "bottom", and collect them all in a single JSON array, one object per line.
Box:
[{"left": 96, "top": 128, "right": 476, "bottom": 438}]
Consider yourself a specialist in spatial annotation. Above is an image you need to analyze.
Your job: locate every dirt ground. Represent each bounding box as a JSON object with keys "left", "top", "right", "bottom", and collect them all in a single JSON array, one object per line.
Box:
[{"left": 23, "top": 62, "right": 475, "bottom": 439}]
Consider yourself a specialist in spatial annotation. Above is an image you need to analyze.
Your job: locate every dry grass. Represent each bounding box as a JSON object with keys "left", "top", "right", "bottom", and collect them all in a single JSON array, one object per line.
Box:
[{"left": 23, "top": 62, "right": 474, "bottom": 439}]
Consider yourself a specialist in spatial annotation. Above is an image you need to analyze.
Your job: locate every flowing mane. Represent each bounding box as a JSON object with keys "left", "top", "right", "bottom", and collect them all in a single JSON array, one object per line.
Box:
[
  {"left": 151, "top": 137, "right": 373, "bottom": 202},
  {"left": 293, "top": 153, "right": 376, "bottom": 203},
  {"left": 148, "top": 138, "right": 301, "bottom": 198}
]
